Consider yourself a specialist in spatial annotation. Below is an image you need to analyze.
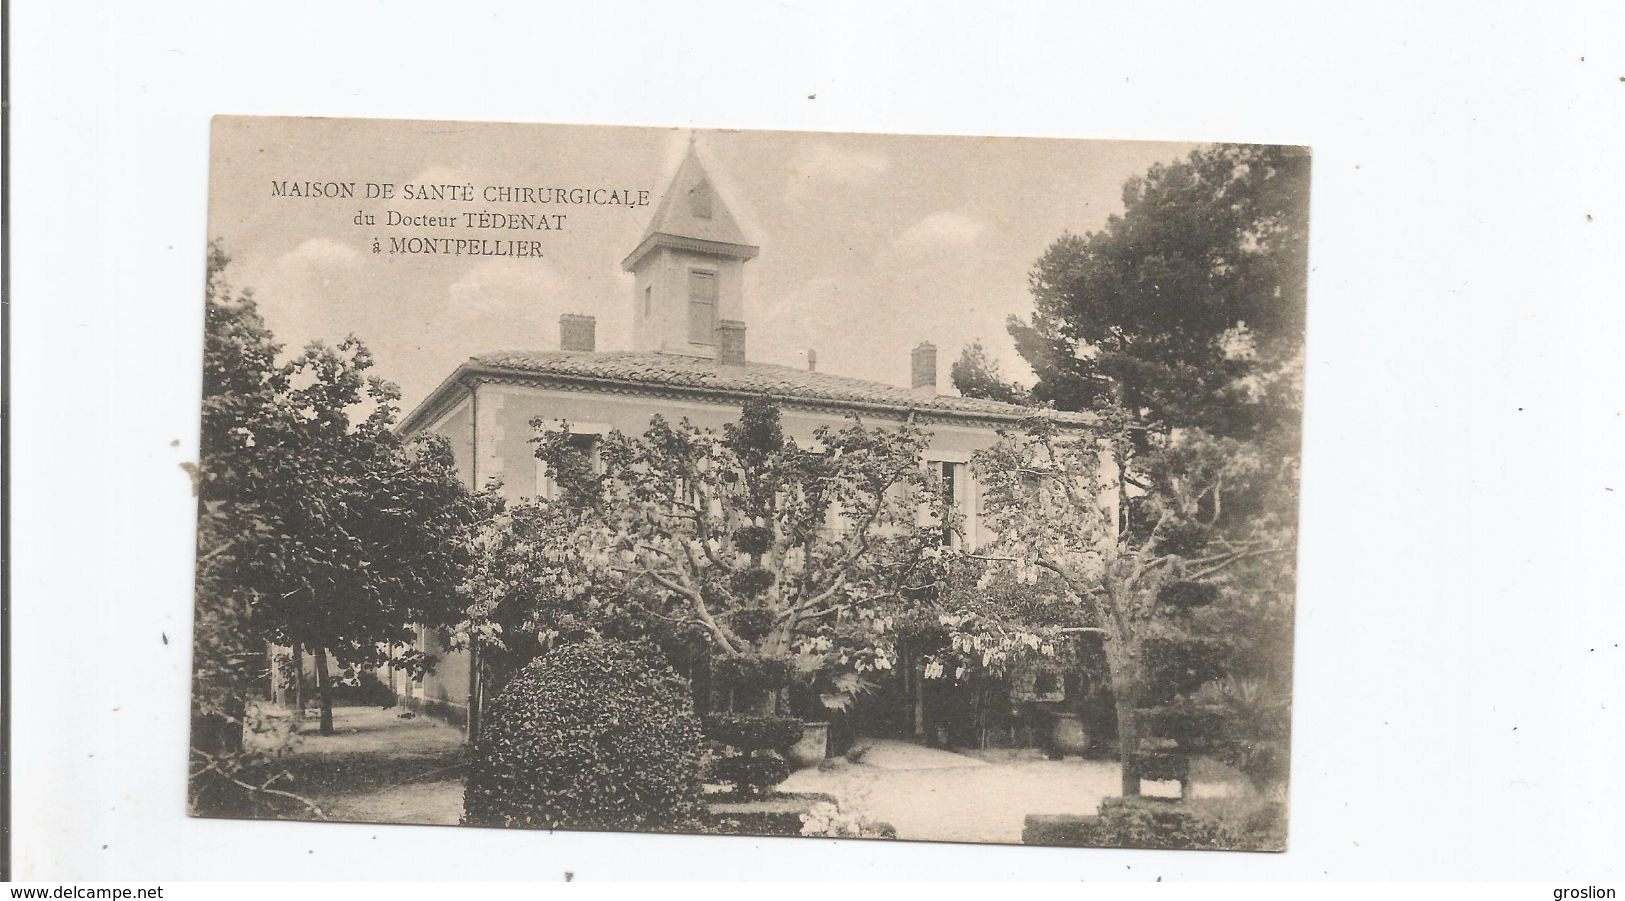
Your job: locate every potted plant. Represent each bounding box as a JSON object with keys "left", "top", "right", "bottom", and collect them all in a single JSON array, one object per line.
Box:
[{"left": 786, "top": 646, "right": 877, "bottom": 767}]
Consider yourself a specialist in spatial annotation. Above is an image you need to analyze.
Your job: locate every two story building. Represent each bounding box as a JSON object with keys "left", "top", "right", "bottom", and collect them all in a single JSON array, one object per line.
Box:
[{"left": 395, "top": 141, "right": 1098, "bottom": 744}]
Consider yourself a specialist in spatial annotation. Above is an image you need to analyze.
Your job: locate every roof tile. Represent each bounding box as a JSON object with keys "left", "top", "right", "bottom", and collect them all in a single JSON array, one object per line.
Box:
[{"left": 467, "top": 350, "right": 1095, "bottom": 425}]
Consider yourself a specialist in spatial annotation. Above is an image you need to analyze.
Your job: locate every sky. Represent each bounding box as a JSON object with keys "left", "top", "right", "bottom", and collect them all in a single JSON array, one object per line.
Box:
[{"left": 209, "top": 117, "right": 1199, "bottom": 413}]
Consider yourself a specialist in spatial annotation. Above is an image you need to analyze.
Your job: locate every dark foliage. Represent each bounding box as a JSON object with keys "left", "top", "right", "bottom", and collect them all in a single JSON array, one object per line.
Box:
[
  {"left": 1158, "top": 580, "right": 1221, "bottom": 611},
  {"left": 1137, "top": 701, "right": 1228, "bottom": 750},
  {"left": 708, "top": 755, "right": 792, "bottom": 796},
  {"left": 463, "top": 639, "right": 706, "bottom": 833},
  {"left": 1024, "top": 798, "right": 1239, "bottom": 851},
  {"left": 949, "top": 340, "right": 1033, "bottom": 406},
  {"left": 703, "top": 713, "right": 803, "bottom": 753},
  {"left": 709, "top": 653, "right": 795, "bottom": 694},
  {"left": 1127, "top": 750, "right": 1191, "bottom": 783},
  {"left": 731, "top": 525, "right": 774, "bottom": 556},
  {"left": 1008, "top": 143, "right": 1309, "bottom": 442},
  {"left": 728, "top": 567, "right": 776, "bottom": 599},
  {"left": 723, "top": 608, "right": 778, "bottom": 643},
  {"left": 1140, "top": 636, "right": 1229, "bottom": 704}
]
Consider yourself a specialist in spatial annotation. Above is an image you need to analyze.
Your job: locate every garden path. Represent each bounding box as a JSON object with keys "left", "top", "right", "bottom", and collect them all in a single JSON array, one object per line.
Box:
[
  {"left": 779, "top": 739, "right": 1217, "bottom": 845},
  {"left": 249, "top": 705, "right": 466, "bottom": 826}
]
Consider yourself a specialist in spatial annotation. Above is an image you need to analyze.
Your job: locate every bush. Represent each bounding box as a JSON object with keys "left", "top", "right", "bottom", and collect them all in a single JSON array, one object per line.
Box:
[
  {"left": 724, "top": 608, "right": 778, "bottom": 643},
  {"left": 710, "top": 654, "right": 794, "bottom": 694},
  {"left": 1024, "top": 797, "right": 1236, "bottom": 850},
  {"left": 1140, "top": 636, "right": 1229, "bottom": 703},
  {"left": 710, "top": 754, "right": 790, "bottom": 793},
  {"left": 463, "top": 638, "right": 706, "bottom": 832},
  {"left": 704, "top": 712, "right": 802, "bottom": 751},
  {"left": 325, "top": 676, "right": 398, "bottom": 708},
  {"left": 732, "top": 525, "right": 774, "bottom": 556},
  {"left": 1129, "top": 750, "right": 1191, "bottom": 783},
  {"left": 705, "top": 811, "right": 805, "bottom": 836},
  {"left": 1139, "top": 701, "right": 1228, "bottom": 750},
  {"left": 703, "top": 714, "right": 802, "bottom": 796},
  {"left": 729, "top": 567, "right": 776, "bottom": 599}
]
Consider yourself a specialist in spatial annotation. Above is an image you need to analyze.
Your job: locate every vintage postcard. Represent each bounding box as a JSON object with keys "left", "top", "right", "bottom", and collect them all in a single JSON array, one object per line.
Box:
[{"left": 190, "top": 116, "right": 1307, "bottom": 850}]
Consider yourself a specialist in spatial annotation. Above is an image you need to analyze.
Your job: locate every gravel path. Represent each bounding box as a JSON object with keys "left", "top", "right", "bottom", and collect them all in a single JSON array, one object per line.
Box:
[{"left": 779, "top": 739, "right": 1226, "bottom": 844}]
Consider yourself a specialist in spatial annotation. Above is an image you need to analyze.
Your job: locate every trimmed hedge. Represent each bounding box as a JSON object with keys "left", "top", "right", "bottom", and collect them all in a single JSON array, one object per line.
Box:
[
  {"left": 706, "top": 811, "right": 805, "bottom": 836},
  {"left": 703, "top": 713, "right": 803, "bottom": 753},
  {"left": 1138, "top": 701, "right": 1229, "bottom": 749},
  {"left": 710, "top": 654, "right": 794, "bottom": 694},
  {"left": 728, "top": 567, "right": 776, "bottom": 599},
  {"left": 1140, "top": 636, "right": 1229, "bottom": 703},
  {"left": 723, "top": 608, "right": 778, "bottom": 643},
  {"left": 1129, "top": 750, "right": 1191, "bottom": 783},
  {"left": 710, "top": 754, "right": 791, "bottom": 793},
  {"left": 732, "top": 525, "right": 774, "bottom": 556},
  {"left": 1024, "top": 798, "right": 1235, "bottom": 850},
  {"left": 463, "top": 638, "right": 706, "bottom": 833}
]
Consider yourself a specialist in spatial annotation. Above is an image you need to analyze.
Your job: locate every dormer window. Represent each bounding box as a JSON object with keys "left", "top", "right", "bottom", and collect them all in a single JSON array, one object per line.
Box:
[{"left": 688, "top": 182, "right": 714, "bottom": 220}]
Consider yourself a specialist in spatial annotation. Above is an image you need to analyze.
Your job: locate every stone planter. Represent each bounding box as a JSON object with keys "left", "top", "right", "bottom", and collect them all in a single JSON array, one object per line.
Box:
[
  {"left": 1051, "top": 711, "right": 1089, "bottom": 757},
  {"left": 786, "top": 720, "right": 830, "bottom": 768}
]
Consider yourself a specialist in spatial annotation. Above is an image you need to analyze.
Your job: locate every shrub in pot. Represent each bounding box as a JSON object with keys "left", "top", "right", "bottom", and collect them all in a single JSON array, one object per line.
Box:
[{"left": 463, "top": 637, "right": 706, "bottom": 832}]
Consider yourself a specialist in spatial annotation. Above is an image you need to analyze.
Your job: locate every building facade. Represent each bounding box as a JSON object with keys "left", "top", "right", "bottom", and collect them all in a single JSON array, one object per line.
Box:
[{"left": 396, "top": 143, "right": 1096, "bottom": 739}]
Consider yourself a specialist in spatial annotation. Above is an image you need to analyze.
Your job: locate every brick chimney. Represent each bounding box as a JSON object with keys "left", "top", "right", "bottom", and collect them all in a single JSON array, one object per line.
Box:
[
  {"left": 807, "top": 349, "right": 818, "bottom": 372},
  {"left": 911, "top": 341, "right": 937, "bottom": 394},
  {"left": 718, "top": 320, "right": 747, "bottom": 365},
  {"left": 560, "top": 313, "right": 595, "bottom": 352}
]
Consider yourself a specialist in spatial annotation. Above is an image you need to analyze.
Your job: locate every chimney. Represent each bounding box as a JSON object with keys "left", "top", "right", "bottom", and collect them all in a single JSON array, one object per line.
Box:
[
  {"left": 718, "top": 320, "right": 747, "bottom": 366},
  {"left": 559, "top": 313, "right": 595, "bottom": 352},
  {"left": 911, "top": 341, "right": 937, "bottom": 394},
  {"left": 807, "top": 349, "right": 818, "bottom": 372}
]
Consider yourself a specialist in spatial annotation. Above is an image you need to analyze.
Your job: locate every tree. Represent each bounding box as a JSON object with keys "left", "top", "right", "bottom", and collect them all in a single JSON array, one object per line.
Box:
[
  {"left": 193, "top": 243, "right": 485, "bottom": 738},
  {"left": 191, "top": 243, "right": 316, "bottom": 815},
  {"left": 950, "top": 340, "right": 1032, "bottom": 406},
  {"left": 452, "top": 489, "right": 704, "bottom": 728},
  {"left": 973, "top": 414, "right": 1290, "bottom": 796},
  {"left": 970, "top": 143, "right": 1307, "bottom": 797},
  {"left": 242, "top": 339, "right": 481, "bottom": 734},
  {"left": 1007, "top": 143, "right": 1309, "bottom": 444},
  {"left": 536, "top": 398, "right": 952, "bottom": 792},
  {"left": 535, "top": 398, "right": 949, "bottom": 666}
]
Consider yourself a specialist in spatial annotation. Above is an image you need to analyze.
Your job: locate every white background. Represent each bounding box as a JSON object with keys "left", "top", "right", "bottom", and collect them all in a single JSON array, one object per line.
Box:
[{"left": 8, "top": 0, "right": 1625, "bottom": 882}]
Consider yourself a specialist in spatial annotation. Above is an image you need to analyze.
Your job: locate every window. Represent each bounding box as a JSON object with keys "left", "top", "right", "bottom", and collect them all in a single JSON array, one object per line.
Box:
[
  {"left": 644, "top": 285, "right": 653, "bottom": 318},
  {"left": 688, "top": 270, "right": 717, "bottom": 344},
  {"left": 939, "top": 461, "right": 963, "bottom": 546},
  {"left": 688, "top": 182, "right": 713, "bottom": 220}
]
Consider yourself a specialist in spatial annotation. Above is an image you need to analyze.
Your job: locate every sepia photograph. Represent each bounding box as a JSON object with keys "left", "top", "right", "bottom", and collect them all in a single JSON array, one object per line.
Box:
[{"left": 188, "top": 116, "right": 1308, "bottom": 851}]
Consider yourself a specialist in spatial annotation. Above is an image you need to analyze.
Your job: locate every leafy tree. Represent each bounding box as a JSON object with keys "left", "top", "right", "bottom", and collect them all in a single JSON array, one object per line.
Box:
[
  {"left": 1007, "top": 143, "right": 1308, "bottom": 444},
  {"left": 973, "top": 415, "right": 1291, "bottom": 796},
  {"left": 453, "top": 490, "right": 706, "bottom": 730},
  {"left": 190, "top": 243, "right": 313, "bottom": 815},
  {"left": 535, "top": 398, "right": 949, "bottom": 666},
  {"left": 193, "top": 242, "right": 485, "bottom": 738},
  {"left": 242, "top": 340, "right": 480, "bottom": 734},
  {"left": 950, "top": 340, "right": 1032, "bottom": 406},
  {"left": 535, "top": 398, "right": 952, "bottom": 790},
  {"left": 968, "top": 143, "right": 1307, "bottom": 797}
]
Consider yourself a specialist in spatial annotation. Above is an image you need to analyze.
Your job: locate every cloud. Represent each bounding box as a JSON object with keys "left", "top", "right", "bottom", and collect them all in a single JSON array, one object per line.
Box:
[
  {"left": 280, "top": 237, "right": 360, "bottom": 268},
  {"left": 894, "top": 212, "right": 986, "bottom": 252},
  {"left": 444, "top": 259, "right": 631, "bottom": 352},
  {"left": 447, "top": 258, "right": 566, "bottom": 320}
]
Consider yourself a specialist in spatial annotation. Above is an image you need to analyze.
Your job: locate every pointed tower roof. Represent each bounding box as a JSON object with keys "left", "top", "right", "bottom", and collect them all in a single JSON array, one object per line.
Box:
[{"left": 622, "top": 140, "right": 759, "bottom": 271}]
